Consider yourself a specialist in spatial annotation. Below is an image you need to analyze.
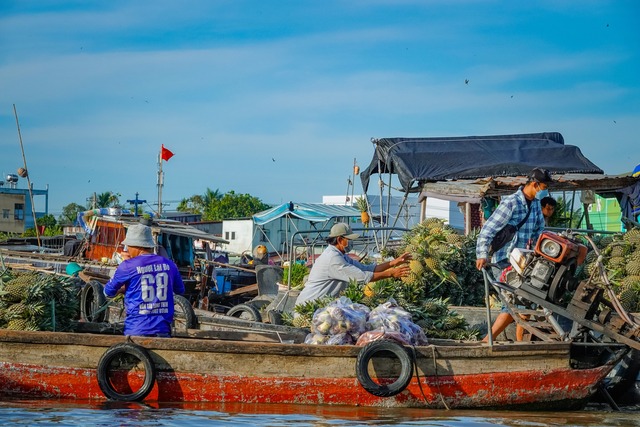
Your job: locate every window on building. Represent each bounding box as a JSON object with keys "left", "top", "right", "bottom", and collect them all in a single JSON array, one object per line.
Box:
[
  {"left": 2, "top": 209, "right": 9, "bottom": 219},
  {"left": 232, "top": 231, "right": 236, "bottom": 240},
  {"left": 259, "top": 228, "right": 270, "bottom": 242},
  {"left": 14, "top": 204, "right": 24, "bottom": 221},
  {"left": 225, "top": 231, "right": 229, "bottom": 240},
  {"left": 224, "top": 231, "right": 237, "bottom": 240}
]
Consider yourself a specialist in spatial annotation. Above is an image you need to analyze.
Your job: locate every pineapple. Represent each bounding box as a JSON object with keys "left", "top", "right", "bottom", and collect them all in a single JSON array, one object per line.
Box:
[
  {"left": 424, "top": 257, "right": 440, "bottom": 271},
  {"left": 607, "top": 256, "right": 626, "bottom": 268},
  {"left": 610, "top": 245, "right": 626, "bottom": 258},
  {"left": 409, "top": 259, "right": 424, "bottom": 275},
  {"left": 628, "top": 250, "right": 640, "bottom": 263},
  {"left": 618, "top": 288, "right": 639, "bottom": 312},
  {"left": 4, "top": 302, "right": 28, "bottom": 320},
  {"left": 291, "top": 315, "right": 312, "bottom": 329},
  {"left": 7, "top": 318, "right": 29, "bottom": 330},
  {"left": 627, "top": 260, "right": 640, "bottom": 277},
  {"left": 2, "top": 274, "right": 35, "bottom": 303},
  {"left": 586, "top": 250, "right": 598, "bottom": 264},
  {"left": 623, "top": 228, "right": 640, "bottom": 245},
  {"left": 0, "top": 268, "right": 80, "bottom": 332}
]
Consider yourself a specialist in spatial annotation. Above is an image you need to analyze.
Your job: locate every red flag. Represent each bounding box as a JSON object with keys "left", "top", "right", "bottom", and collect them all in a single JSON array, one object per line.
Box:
[{"left": 161, "top": 144, "right": 174, "bottom": 162}]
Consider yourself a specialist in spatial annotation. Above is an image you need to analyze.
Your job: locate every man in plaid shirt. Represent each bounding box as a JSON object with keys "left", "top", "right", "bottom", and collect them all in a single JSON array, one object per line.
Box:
[{"left": 476, "top": 168, "right": 553, "bottom": 340}]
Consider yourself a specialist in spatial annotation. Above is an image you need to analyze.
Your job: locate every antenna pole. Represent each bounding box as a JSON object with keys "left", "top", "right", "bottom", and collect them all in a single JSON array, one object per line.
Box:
[
  {"left": 351, "top": 158, "right": 357, "bottom": 206},
  {"left": 157, "top": 151, "right": 163, "bottom": 217},
  {"left": 13, "top": 104, "right": 41, "bottom": 249}
]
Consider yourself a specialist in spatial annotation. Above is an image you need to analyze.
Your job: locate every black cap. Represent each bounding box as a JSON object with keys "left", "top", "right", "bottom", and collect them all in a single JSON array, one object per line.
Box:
[{"left": 530, "top": 168, "right": 553, "bottom": 184}]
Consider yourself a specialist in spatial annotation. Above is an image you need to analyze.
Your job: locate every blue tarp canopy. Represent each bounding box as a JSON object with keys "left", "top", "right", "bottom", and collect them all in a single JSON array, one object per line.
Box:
[{"left": 253, "top": 202, "right": 361, "bottom": 225}]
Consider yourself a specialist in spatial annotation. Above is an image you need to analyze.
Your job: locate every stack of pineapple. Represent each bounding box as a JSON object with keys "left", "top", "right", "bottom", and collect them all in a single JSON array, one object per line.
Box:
[
  {"left": 284, "top": 218, "right": 486, "bottom": 340},
  {"left": 390, "top": 217, "right": 484, "bottom": 307},
  {"left": 583, "top": 228, "right": 640, "bottom": 313},
  {"left": 0, "top": 268, "right": 80, "bottom": 331}
]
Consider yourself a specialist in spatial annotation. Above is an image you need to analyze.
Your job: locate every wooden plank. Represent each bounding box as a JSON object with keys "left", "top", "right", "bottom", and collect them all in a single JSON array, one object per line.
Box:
[{"left": 227, "top": 283, "right": 258, "bottom": 296}]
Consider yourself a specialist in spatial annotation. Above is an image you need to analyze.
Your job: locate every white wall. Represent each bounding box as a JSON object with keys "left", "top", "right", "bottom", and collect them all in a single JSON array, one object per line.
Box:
[
  {"left": 221, "top": 219, "right": 253, "bottom": 255},
  {"left": 422, "top": 197, "right": 465, "bottom": 231}
]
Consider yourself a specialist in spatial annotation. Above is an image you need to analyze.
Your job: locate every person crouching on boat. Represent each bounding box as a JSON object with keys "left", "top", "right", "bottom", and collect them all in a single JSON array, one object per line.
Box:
[
  {"left": 104, "top": 223, "right": 185, "bottom": 337},
  {"left": 294, "top": 222, "right": 412, "bottom": 307}
]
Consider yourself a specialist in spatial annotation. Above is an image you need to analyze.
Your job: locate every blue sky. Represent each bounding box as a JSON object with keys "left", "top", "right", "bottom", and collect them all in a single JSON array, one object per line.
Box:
[{"left": 1, "top": 0, "right": 638, "bottom": 217}]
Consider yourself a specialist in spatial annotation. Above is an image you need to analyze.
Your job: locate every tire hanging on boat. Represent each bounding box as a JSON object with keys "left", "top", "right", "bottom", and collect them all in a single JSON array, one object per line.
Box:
[
  {"left": 226, "top": 303, "right": 262, "bottom": 322},
  {"left": 172, "top": 294, "right": 197, "bottom": 332},
  {"left": 97, "top": 342, "right": 156, "bottom": 402},
  {"left": 355, "top": 339, "right": 413, "bottom": 397},
  {"left": 80, "top": 280, "right": 107, "bottom": 323}
]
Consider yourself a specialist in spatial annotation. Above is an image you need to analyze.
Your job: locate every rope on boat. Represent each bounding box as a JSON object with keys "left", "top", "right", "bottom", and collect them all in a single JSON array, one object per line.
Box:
[
  {"left": 411, "top": 345, "right": 450, "bottom": 410},
  {"left": 429, "top": 345, "right": 450, "bottom": 410}
]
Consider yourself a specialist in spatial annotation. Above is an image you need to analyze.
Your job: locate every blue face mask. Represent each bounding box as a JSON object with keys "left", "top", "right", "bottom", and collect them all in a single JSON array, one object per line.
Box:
[
  {"left": 343, "top": 239, "right": 352, "bottom": 253},
  {"left": 536, "top": 188, "right": 549, "bottom": 200}
]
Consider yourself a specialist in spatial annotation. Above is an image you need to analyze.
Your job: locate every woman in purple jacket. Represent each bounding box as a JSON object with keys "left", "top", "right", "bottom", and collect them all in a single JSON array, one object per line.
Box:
[{"left": 104, "top": 223, "right": 185, "bottom": 337}]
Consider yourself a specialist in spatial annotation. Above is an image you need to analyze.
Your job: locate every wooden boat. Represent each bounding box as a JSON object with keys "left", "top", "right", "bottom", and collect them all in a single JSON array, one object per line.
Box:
[
  {"left": 0, "top": 208, "right": 234, "bottom": 303},
  {"left": 0, "top": 326, "right": 624, "bottom": 410}
]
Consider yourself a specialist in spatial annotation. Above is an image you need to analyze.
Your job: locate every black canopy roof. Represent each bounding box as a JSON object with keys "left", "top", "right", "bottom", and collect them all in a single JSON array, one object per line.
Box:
[{"left": 360, "top": 132, "right": 603, "bottom": 193}]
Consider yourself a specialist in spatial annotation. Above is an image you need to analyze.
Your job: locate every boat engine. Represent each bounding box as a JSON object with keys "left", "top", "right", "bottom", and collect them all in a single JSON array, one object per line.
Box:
[{"left": 504, "top": 231, "right": 588, "bottom": 305}]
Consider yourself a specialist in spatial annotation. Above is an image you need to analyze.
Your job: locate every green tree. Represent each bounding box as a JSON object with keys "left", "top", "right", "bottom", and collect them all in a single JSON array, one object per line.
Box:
[
  {"left": 37, "top": 214, "right": 58, "bottom": 228},
  {"left": 204, "top": 191, "right": 270, "bottom": 220},
  {"left": 23, "top": 214, "right": 63, "bottom": 237},
  {"left": 59, "top": 202, "right": 86, "bottom": 225},
  {"left": 177, "top": 187, "right": 223, "bottom": 214},
  {"left": 91, "top": 191, "right": 121, "bottom": 208}
]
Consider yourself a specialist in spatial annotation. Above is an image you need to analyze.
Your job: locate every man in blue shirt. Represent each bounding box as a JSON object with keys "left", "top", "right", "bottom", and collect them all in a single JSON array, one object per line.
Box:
[
  {"left": 104, "top": 223, "right": 185, "bottom": 337},
  {"left": 295, "top": 223, "right": 411, "bottom": 307},
  {"left": 476, "top": 168, "right": 552, "bottom": 341}
]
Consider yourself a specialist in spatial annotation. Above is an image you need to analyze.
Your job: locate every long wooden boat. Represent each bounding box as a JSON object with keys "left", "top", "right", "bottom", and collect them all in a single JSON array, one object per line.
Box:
[{"left": 0, "top": 327, "right": 624, "bottom": 410}]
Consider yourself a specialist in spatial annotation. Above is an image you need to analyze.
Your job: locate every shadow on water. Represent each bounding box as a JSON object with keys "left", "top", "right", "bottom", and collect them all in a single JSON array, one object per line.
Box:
[{"left": 0, "top": 398, "right": 638, "bottom": 426}]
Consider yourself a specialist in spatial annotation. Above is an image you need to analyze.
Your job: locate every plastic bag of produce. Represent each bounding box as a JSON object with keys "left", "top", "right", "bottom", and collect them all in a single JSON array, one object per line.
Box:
[
  {"left": 304, "top": 333, "right": 330, "bottom": 345},
  {"left": 367, "top": 298, "right": 413, "bottom": 330},
  {"left": 326, "top": 332, "right": 355, "bottom": 345},
  {"left": 366, "top": 298, "right": 428, "bottom": 346},
  {"left": 311, "top": 296, "right": 369, "bottom": 340},
  {"left": 355, "top": 327, "right": 411, "bottom": 346}
]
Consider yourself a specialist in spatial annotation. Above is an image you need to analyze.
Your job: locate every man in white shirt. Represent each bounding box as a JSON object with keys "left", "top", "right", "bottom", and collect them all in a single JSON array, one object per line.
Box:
[{"left": 295, "top": 223, "right": 411, "bottom": 306}]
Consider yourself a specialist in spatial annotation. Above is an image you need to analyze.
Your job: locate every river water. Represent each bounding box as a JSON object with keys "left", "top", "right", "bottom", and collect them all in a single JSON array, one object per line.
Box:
[{"left": 0, "top": 400, "right": 638, "bottom": 427}]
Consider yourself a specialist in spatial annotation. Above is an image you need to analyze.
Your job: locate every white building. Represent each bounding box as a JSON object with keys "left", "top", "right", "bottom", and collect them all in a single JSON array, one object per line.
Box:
[
  {"left": 220, "top": 218, "right": 253, "bottom": 255},
  {"left": 322, "top": 194, "right": 464, "bottom": 231}
]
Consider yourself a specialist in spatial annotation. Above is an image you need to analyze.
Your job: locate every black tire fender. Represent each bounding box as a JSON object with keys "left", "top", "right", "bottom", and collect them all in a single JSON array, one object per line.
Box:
[
  {"left": 97, "top": 342, "right": 156, "bottom": 402},
  {"left": 80, "top": 280, "right": 107, "bottom": 323},
  {"left": 356, "top": 339, "right": 413, "bottom": 397},
  {"left": 173, "top": 294, "right": 197, "bottom": 332},
  {"left": 226, "top": 303, "right": 262, "bottom": 322}
]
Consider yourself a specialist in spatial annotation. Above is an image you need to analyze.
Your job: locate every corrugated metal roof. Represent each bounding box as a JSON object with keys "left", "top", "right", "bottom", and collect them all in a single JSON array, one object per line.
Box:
[
  {"left": 97, "top": 215, "right": 229, "bottom": 244},
  {"left": 253, "top": 202, "right": 361, "bottom": 225}
]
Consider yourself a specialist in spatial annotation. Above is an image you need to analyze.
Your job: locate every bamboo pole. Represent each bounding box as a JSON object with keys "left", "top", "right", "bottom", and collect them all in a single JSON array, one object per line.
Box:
[{"left": 13, "top": 104, "right": 41, "bottom": 249}]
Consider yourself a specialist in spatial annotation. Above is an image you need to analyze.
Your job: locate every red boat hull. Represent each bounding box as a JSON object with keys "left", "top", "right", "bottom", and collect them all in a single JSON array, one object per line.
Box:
[{"left": 0, "top": 330, "right": 616, "bottom": 409}]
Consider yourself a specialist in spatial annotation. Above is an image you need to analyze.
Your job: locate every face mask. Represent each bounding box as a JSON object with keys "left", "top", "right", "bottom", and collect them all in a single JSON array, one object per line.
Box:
[
  {"left": 536, "top": 188, "right": 549, "bottom": 200},
  {"left": 343, "top": 239, "right": 352, "bottom": 253}
]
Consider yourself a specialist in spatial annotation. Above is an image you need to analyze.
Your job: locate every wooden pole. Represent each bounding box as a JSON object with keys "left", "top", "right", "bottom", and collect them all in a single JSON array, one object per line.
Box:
[{"left": 13, "top": 104, "right": 41, "bottom": 249}]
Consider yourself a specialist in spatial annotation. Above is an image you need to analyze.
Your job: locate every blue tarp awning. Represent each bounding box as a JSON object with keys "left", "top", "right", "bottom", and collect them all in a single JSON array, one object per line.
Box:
[{"left": 253, "top": 202, "right": 361, "bottom": 225}]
